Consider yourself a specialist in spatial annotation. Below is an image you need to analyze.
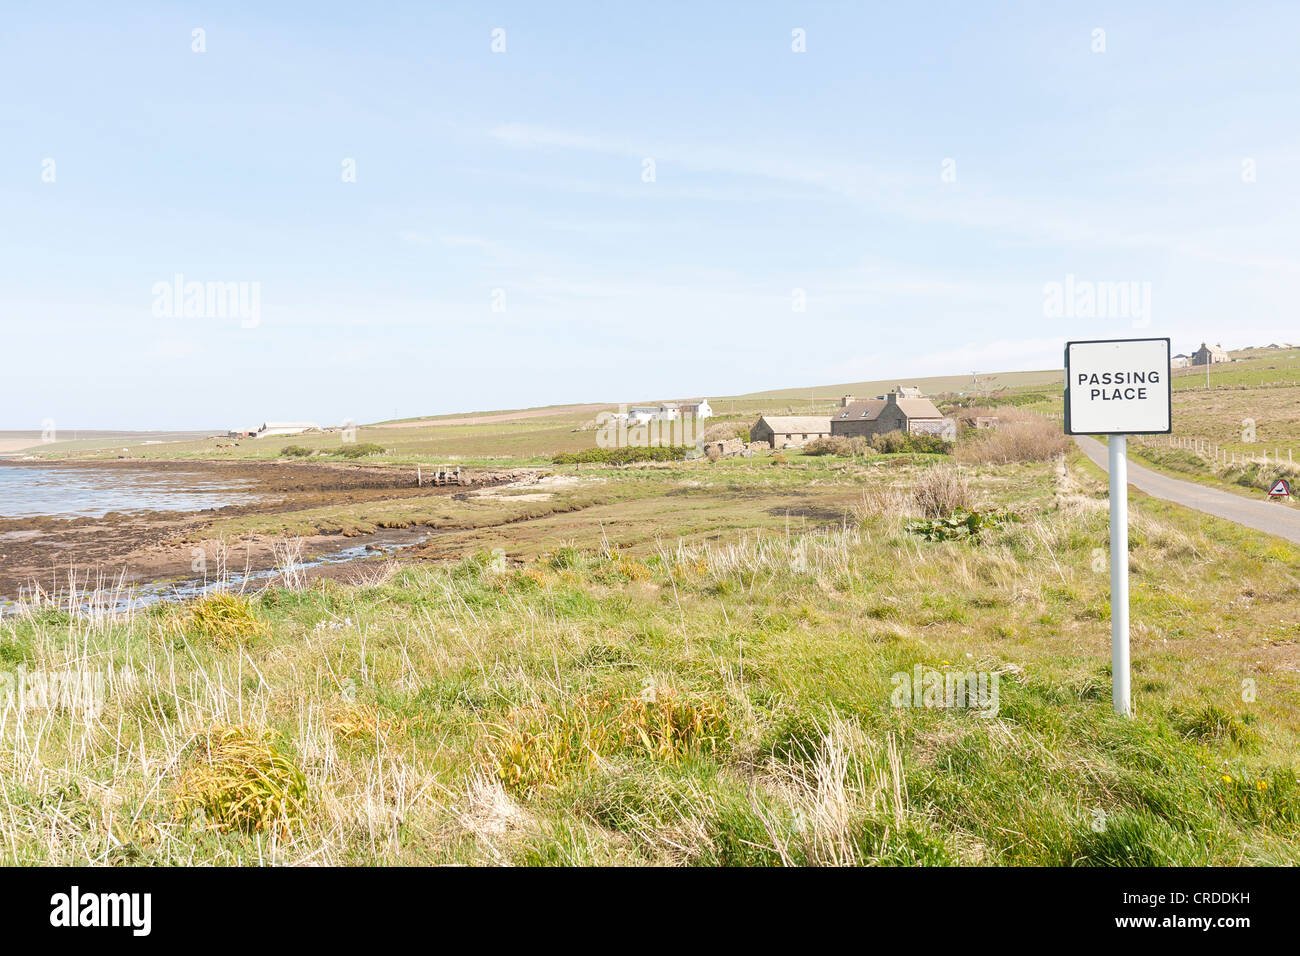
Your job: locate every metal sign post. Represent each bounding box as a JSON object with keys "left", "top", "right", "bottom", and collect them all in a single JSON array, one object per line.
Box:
[
  {"left": 1108, "top": 435, "right": 1130, "bottom": 715},
  {"left": 1065, "top": 338, "right": 1172, "bottom": 717}
]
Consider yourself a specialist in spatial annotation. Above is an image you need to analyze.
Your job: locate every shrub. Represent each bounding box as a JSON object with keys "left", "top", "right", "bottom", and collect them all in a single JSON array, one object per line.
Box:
[
  {"left": 804, "top": 436, "right": 869, "bottom": 456},
  {"left": 991, "top": 391, "right": 1051, "bottom": 407},
  {"left": 280, "top": 444, "right": 314, "bottom": 457},
  {"left": 956, "top": 412, "right": 1066, "bottom": 464},
  {"left": 702, "top": 422, "right": 750, "bottom": 443},
  {"left": 336, "top": 442, "right": 386, "bottom": 458},
  {"left": 771, "top": 453, "right": 788, "bottom": 465},
  {"left": 871, "top": 430, "right": 952, "bottom": 455},
  {"left": 175, "top": 726, "right": 309, "bottom": 837},
  {"left": 553, "top": 446, "right": 691, "bottom": 465}
]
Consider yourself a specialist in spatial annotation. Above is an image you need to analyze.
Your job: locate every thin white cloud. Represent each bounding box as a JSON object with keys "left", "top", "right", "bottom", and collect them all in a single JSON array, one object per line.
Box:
[{"left": 438, "top": 235, "right": 501, "bottom": 252}]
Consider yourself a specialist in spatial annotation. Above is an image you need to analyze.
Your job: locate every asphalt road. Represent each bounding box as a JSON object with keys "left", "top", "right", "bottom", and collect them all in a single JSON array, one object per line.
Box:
[{"left": 1074, "top": 435, "right": 1300, "bottom": 544}]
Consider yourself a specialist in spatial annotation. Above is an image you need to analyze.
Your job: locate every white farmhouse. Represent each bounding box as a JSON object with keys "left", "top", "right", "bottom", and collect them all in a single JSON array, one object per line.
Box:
[{"left": 626, "top": 399, "right": 712, "bottom": 423}]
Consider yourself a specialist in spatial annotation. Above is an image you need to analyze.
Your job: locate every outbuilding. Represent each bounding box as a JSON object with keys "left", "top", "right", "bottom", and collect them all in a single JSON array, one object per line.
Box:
[{"left": 750, "top": 415, "right": 832, "bottom": 449}]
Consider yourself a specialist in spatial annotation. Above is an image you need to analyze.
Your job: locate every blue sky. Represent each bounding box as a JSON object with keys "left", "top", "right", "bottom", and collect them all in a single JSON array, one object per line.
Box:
[{"left": 2, "top": 1, "right": 1298, "bottom": 429}]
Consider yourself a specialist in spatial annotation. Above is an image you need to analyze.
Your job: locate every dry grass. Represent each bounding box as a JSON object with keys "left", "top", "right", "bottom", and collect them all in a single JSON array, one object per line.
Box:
[
  {"left": 669, "top": 526, "right": 862, "bottom": 580},
  {"left": 270, "top": 537, "right": 309, "bottom": 591},
  {"left": 957, "top": 408, "right": 1068, "bottom": 465},
  {"left": 754, "top": 717, "right": 909, "bottom": 867},
  {"left": 853, "top": 465, "right": 973, "bottom": 523},
  {"left": 910, "top": 465, "right": 974, "bottom": 518}
]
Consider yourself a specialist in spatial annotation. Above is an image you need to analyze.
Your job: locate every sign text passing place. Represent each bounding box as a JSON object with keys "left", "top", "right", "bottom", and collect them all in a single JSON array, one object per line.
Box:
[{"left": 1065, "top": 337, "right": 1171, "bottom": 435}]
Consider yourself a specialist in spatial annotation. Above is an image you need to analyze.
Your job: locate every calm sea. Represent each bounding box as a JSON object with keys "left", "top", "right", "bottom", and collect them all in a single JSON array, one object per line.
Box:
[{"left": 0, "top": 465, "right": 263, "bottom": 519}]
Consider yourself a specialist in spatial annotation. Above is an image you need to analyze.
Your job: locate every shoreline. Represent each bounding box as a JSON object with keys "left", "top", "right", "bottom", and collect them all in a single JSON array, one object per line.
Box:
[{"left": 0, "top": 458, "right": 545, "bottom": 602}]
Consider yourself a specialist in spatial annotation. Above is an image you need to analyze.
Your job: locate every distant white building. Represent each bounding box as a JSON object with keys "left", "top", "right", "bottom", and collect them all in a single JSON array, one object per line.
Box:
[
  {"left": 626, "top": 399, "right": 712, "bottom": 424},
  {"left": 254, "top": 421, "right": 321, "bottom": 439}
]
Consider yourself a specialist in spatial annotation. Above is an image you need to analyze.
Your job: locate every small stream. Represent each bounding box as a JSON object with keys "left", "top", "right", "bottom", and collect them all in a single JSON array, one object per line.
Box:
[{"left": 0, "top": 531, "right": 430, "bottom": 617}]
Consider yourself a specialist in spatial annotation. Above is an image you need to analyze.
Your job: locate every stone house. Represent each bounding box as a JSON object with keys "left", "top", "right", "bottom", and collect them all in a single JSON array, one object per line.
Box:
[
  {"left": 750, "top": 415, "right": 832, "bottom": 449},
  {"left": 1191, "top": 343, "right": 1231, "bottom": 365},
  {"left": 830, "top": 388, "right": 947, "bottom": 439}
]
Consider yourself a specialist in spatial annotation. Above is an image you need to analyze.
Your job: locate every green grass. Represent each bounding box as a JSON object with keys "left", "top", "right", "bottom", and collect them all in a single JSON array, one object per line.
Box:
[{"left": 1, "top": 449, "right": 1297, "bottom": 865}]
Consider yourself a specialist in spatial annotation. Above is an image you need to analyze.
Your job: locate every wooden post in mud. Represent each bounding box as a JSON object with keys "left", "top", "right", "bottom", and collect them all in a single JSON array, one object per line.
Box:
[{"left": 417, "top": 466, "right": 422, "bottom": 487}]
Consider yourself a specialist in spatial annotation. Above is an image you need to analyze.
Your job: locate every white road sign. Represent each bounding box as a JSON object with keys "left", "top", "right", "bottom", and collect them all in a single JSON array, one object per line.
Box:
[
  {"left": 1064, "top": 337, "right": 1174, "bottom": 718},
  {"left": 1065, "top": 337, "right": 1171, "bottom": 435}
]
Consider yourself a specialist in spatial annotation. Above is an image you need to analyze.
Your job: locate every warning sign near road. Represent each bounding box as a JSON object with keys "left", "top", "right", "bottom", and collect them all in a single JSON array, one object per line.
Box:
[
  {"left": 1268, "top": 479, "right": 1292, "bottom": 499},
  {"left": 1065, "top": 338, "right": 1172, "bottom": 436}
]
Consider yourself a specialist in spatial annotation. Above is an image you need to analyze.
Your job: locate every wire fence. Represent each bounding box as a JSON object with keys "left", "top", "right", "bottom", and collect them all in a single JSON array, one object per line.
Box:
[{"left": 1135, "top": 434, "right": 1297, "bottom": 469}]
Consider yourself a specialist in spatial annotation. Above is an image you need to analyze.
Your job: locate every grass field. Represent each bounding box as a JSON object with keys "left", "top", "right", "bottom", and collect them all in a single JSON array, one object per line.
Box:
[
  {"left": 1125, "top": 349, "right": 1300, "bottom": 498},
  {"left": 3, "top": 446, "right": 1297, "bottom": 865},
  {"left": 15, "top": 366, "right": 1066, "bottom": 464}
]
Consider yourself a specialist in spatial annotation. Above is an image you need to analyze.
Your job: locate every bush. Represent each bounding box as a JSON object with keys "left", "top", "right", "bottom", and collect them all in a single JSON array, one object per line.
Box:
[
  {"left": 702, "top": 422, "right": 750, "bottom": 443},
  {"left": 280, "top": 444, "right": 314, "bottom": 458},
  {"left": 804, "top": 436, "right": 869, "bottom": 456},
  {"left": 991, "top": 392, "right": 1051, "bottom": 407},
  {"left": 552, "top": 446, "right": 691, "bottom": 465},
  {"left": 956, "top": 412, "right": 1066, "bottom": 464},
  {"left": 871, "top": 430, "right": 952, "bottom": 455},
  {"left": 336, "top": 442, "right": 386, "bottom": 458}
]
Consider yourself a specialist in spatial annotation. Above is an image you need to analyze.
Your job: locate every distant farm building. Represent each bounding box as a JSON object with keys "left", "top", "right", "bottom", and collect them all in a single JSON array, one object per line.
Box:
[
  {"left": 254, "top": 421, "right": 322, "bottom": 439},
  {"left": 750, "top": 415, "right": 832, "bottom": 449},
  {"left": 1191, "top": 343, "right": 1231, "bottom": 366},
  {"left": 680, "top": 399, "right": 713, "bottom": 419},
  {"left": 1171, "top": 354, "right": 1191, "bottom": 369},
  {"left": 627, "top": 399, "right": 712, "bottom": 424},
  {"left": 831, "top": 387, "right": 952, "bottom": 440}
]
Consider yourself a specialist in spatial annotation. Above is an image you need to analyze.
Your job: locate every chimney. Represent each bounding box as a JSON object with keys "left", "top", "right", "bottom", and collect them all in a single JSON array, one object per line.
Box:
[{"left": 841, "top": 395, "right": 854, "bottom": 407}]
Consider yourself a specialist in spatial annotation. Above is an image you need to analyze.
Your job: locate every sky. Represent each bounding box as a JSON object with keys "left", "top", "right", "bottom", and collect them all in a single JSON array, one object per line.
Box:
[{"left": 2, "top": 1, "right": 1298, "bottom": 429}]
